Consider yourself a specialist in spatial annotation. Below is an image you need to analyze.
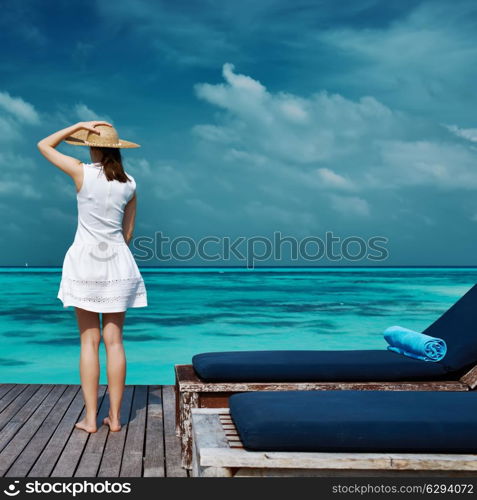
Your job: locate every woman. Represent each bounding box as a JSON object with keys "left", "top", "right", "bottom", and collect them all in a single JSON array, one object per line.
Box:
[{"left": 37, "top": 121, "right": 148, "bottom": 433}]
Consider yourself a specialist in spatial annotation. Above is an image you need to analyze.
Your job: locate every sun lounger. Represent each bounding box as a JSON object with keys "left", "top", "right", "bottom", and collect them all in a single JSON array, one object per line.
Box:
[
  {"left": 191, "top": 390, "right": 477, "bottom": 477},
  {"left": 177, "top": 284, "right": 477, "bottom": 468}
]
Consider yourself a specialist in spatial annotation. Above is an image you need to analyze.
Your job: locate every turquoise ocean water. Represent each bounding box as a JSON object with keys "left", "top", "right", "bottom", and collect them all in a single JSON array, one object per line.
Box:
[{"left": 0, "top": 267, "right": 476, "bottom": 385}]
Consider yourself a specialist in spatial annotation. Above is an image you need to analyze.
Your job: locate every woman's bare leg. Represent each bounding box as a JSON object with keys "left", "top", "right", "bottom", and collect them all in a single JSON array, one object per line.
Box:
[
  {"left": 74, "top": 307, "right": 101, "bottom": 433},
  {"left": 102, "top": 311, "right": 126, "bottom": 432}
]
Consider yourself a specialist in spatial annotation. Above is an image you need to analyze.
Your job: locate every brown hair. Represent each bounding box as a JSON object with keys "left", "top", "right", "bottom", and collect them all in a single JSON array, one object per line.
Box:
[{"left": 91, "top": 146, "right": 131, "bottom": 183}]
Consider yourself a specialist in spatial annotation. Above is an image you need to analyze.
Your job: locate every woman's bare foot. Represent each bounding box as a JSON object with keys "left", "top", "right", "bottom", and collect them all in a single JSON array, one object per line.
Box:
[
  {"left": 103, "top": 415, "right": 121, "bottom": 432},
  {"left": 75, "top": 417, "right": 97, "bottom": 433}
]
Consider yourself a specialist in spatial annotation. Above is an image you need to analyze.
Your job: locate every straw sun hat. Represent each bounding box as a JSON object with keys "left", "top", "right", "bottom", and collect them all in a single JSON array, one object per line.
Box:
[{"left": 64, "top": 124, "right": 140, "bottom": 148}]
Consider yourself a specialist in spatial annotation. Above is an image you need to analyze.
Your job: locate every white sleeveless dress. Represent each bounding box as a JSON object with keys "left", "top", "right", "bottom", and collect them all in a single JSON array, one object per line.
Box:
[{"left": 57, "top": 161, "right": 148, "bottom": 313}]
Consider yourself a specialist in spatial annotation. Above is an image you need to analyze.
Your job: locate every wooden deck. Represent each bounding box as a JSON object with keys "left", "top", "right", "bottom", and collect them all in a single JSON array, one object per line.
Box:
[{"left": 0, "top": 384, "right": 188, "bottom": 477}]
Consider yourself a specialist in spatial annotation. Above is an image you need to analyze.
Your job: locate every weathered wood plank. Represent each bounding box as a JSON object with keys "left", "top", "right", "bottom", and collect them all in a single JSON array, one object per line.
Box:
[
  {"left": 460, "top": 365, "right": 477, "bottom": 389},
  {"left": 143, "top": 385, "right": 165, "bottom": 477},
  {"left": 191, "top": 413, "right": 232, "bottom": 478},
  {"left": 192, "top": 412, "right": 229, "bottom": 451},
  {"left": 199, "top": 449, "right": 477, "bottom": 471},
  {"left": 0, "top": 385, "right": 67, "bottom": 476},
  {"left": 180, "top": 379, "right": 468, "bottom": 393},
  {"left": 97, "top": 386, "right": 134, "bottom": 477},
  {"left": 27, "top": 386, "right": 83, "bottom": 477},
  {"left": 0, "top": 385, "right": 42, "bottom": 431},
  {"left": 0, "top": 385, "right": 28, "bottom": 418},
  {"left": 179, "top": 391, "right": 199, "bottom": 469},
  {"left": 6, "top": 385, "right": 78, "bottom": 477},
  {"left": 197, "top": 446, "right": 477, "bottom": 474},
  {"left": 163, "top": 385, "right": 187, "bottom": 477},
  {"left": 74, "top": 390, "right": 111, "bottom": 477},
  {"left": 0, "top": 385, "right": 53, "bottom": 453},
  {"left": 50, "top": 385, "right": 107, "bottom": 477},
  {"left": 0, "top": 384, "right": 16, "bottom": 401},
  {"left": 119, "top": 385, "right": 147, "bottom": 477},
  {"left": 232, "top": 468, "right": 477, "bottom": 477},
  {"left": 176, "top": 364, "right": 469, "bottom": 392}
]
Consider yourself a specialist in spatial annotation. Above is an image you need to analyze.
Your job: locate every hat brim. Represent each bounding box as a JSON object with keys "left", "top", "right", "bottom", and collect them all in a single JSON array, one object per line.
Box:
[{"left": 64, "top": 136, "right": 141, "bottom": 148}]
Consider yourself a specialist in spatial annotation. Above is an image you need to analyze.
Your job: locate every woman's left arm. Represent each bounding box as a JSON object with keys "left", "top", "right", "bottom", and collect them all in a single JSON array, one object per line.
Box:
[
  {"left": 37, "top": 121, "right": 112, "bottom": 188},
  {"left": 122, "top": 193, "right": 137, "bottom": 245}
]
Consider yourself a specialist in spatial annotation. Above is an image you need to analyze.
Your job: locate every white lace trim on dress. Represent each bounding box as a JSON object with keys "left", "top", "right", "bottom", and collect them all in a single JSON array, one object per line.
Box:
[
  {"left": 63, "top": 277, "right": 143, "bottom": 287},
  {"left": 62, "top": 290, "right": 147, "bottom": 304}
]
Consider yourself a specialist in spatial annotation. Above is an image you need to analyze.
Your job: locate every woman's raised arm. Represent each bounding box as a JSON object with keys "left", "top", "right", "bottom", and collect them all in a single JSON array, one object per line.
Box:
[{"left": 37, "top": 121, "right": 112, "bottom": 190}]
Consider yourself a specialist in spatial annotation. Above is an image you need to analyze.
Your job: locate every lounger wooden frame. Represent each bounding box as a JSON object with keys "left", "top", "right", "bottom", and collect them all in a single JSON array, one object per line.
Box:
[
  {"left": 176, "top": 363, "right": 477, "bottom": 469},
  {"left": 191, "top": 408, "right": 477, "bottom": 477}
]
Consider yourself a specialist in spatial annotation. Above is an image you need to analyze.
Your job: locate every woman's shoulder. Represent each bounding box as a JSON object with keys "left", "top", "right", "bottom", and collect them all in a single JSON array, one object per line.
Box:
[
  {"left": 126, "top": 171, "right": 136, "bottom": 185},
  {"left": 80, "top": 161, "right": 101, "bottom": 170}
]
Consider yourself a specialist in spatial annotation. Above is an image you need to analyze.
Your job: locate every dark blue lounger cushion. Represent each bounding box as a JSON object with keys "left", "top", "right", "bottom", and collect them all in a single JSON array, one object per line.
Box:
[
  {"left": 422, "top": 284, "right": 477, "bottom": 371},
  {"left": 229, "top": 390, "right": 477, "bottom": 453},
  {"left": 192, "top": 349, "right": 449, "bottom": 382},
  {"left": 193, "top": 284, "right": 477, "bottom": 381}
]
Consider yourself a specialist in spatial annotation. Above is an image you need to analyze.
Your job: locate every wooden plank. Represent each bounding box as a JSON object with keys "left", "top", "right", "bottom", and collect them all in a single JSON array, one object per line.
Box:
[
  {"left": 97, "top": 386, "right": 134, "bottom": 477},
  {"left": 192, "top": 411, "right": 230, "bottom": 451},
  {"left": 27, "top": 386, "right": 83, "bottom": 477},
  {"left": 176, "top": 364, "right": 468, "bottom": 392},
  {"left": 0, "top": 385, "right": 53, "bottom": 453},
  {"left": 175, "top": 365, "right": 201, "bottom": 385},
  {"left": 460, "top": 365, "right": 477, "bottom": 389},
  {"left": 390, "top": 454, "right": 477, "bottom": 471},
  {"left": 199, "top": 447, "right": 477, "bottom": 471},
  {"left": 119, "top": 386, "right": 147, "bottom": 477},
  {"left": 50, "top": 385, "right": 107, "bottom": 477},
  {"left": 179, "top": 391, "right": 199, "bottom": 469},
  {"left": 181, "top": 380, "right": 468, "bottom": 393},
  {"left": 73, "top": 389, "right": 111, "bottom": 477},
  {"left": 6, "top": 385, "right": 78, "bottom": 477},
  {"left": 0, "top": 385, "right": 28, "bottom": 417},
  {"left": 143, "top": 385, "right": 165, "bottom": 477},
  {"left": 0, "top": 384, "right": 16, "bottom": 401},
  {"left": 0, "top": 385, "right": 67, "bottom": 476},
  {"left": 0, "top": 385, "right": 42, "bottom": 431},
  {"left": 191, "top": 408, "right": 230, "bottom": 415},
  {"left": 163, "top": 385, "right": 187, "bottom": 477},
  {"left": 232, "top": 468, "right": 477, "bottom": 477},
  {"left": 191, "top": 411, "right": 233, "bottom": 477}
]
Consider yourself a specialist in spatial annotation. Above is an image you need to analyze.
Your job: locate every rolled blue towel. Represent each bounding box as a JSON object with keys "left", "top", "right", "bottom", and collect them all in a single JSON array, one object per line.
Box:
[{"left": 384, "top": 325, "right": 447, "bottom": 362}]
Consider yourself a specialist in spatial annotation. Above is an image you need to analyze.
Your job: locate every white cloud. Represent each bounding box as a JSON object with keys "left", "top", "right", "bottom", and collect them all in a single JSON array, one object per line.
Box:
[
  {"left": 194, "top": 63, "right": 399, "bottom": 167},
  {"left": 129, "top": 158, "right": 192, "bottom": 201},
  {"left": 0, "top": 115, "right": 22, "bottom": 142},
  {"left": 74, "top": 103, "right": 114, "bottom": 124},
  {"left": 192, "top": 124, "right": 240, "bottom": 144},
  {"left": 193, "top": 63, "right": 477, "bottom": 198},
  {"left": 185, "top": 198, "right": 216, "bottom": 215},
  {"left": 0, "top": 90, "right": 40, "bottom": 124},
  {"left": 188, "top": 62, "right": 477, "bottom": 228},
  {"left": 374, "top": 140, "right": 477, "bottom": 189},
  {"left": 317, "top": 2, "right": 477, "bottom": 117},
  {"left": 0, "top": 152, "right": 40, "bottom": 199},
  {"left": 330, "top": 195, "right": 370, "bottom": 217},
  {"left": 446, "top": 124, "right": 477, "bottom": 143},
  {"left": 315, "top": 168, "right": 355, "bottom": 191}
]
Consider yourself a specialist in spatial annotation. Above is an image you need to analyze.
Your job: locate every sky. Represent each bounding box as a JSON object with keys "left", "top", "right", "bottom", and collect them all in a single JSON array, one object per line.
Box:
[{"left": 1, "top": 0, "right": 477, "bottom": 266}]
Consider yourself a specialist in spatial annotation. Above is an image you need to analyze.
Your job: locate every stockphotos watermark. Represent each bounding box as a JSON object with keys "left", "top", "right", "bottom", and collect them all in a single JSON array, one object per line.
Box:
[
  {"left": 1, "top": 479, "right": 132, "bottom": 497},
  {"left": 130, "top": 231, "right": 389, "bottom": 268}
]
